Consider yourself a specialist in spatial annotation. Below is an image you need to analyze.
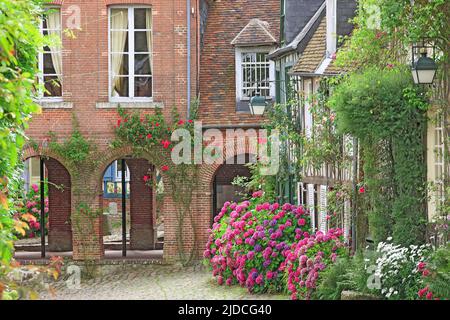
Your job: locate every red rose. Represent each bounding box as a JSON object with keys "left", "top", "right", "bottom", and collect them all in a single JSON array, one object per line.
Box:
[
  {"left": 161, "top": 140, "right": 171, "bottom": 149},
  {"left": 117, "top": 119, "right": 121, "bottom": 126},
  {"left": 188, "top": 120, "right": 193, "bottom": 124},
  {"left": 178, "top": 120, "right": 185, "bottom": 125},
  {"left": 147, "top": 134, "right": 152, "bottom": 139},
  {"left": 143, "top": 175, "right": 150, "bottom": 182},
  {"left": 161, "top": 165, "right": 169, "bottom": 172},
  {"left": 359, "top": 186, "right": 365, "bottom": 194},
  {"left": 155, "top": 123, "right": 160, "bottom": 127}
]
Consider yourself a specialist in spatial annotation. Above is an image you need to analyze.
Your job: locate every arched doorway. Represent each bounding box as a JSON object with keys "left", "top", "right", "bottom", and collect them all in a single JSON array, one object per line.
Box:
[
  {"left": 212, "top": 155, "right": 253, "bottom": 220},
  {"left": 14, "top": 156, "right": 72, "bottom": 259},
  {"left": 100, "top": 157, "right": 161, "bottom": 259}
]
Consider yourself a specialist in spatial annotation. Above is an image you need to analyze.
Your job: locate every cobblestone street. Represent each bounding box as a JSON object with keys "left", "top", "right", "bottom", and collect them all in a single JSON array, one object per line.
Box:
[{"left": 38, "top": 264, "right": 289, "bottom": 300}]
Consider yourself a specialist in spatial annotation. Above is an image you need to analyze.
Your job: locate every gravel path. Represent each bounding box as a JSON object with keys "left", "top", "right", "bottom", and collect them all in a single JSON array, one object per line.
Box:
[{"left": 38, "top": 264, "right": 289, "bottom": 300}]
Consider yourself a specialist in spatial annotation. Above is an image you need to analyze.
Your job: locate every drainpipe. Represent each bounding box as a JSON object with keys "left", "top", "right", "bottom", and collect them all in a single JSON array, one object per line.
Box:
[{"left": 187, "top": 0, "right": 192, "bottom": 119}]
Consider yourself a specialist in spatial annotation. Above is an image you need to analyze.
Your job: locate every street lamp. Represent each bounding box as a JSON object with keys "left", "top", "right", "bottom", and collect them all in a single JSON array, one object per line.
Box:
[
  {"left": 411, "top": 41, "right": 438, "bottom": 85},
  {"left": 249, "top": 92, "right": 268, "bottom": 115}
]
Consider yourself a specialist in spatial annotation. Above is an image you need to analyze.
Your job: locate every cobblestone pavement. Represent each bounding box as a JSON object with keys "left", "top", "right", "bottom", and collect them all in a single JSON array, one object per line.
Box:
[{"left": 38, "top": 264, "right": 289, "bottom": 300}]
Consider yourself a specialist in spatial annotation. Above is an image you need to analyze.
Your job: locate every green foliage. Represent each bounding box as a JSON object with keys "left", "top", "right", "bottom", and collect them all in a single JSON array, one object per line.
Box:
[
  {"left": 48, "top": 117, "right": 96, "bottom": 169},
  {"left": 232, "top": 162, "right": 277, "bottom": 203},
  {"left": 0, "top": 0, "right": 49, "bottom": 300},
  {"left": 313, "top": 253, "right": 374, "bottom": 300},
  {"left": 329, "top": 67, "right": 429, "bottom": 246},
  {"left": 336, "top": 0, "right": 449, "bottom": 70},
  {"left": 424, "top": 245, "right": 450, "bottom": 299}
]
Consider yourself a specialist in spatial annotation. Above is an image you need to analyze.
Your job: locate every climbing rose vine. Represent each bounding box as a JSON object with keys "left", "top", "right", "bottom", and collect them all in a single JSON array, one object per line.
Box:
[
  {"left": 204, "top": 191, "right": 312, "bottom": 294},
  {"left": 113, "top": 107, "right": 194, "bottom": 175}
]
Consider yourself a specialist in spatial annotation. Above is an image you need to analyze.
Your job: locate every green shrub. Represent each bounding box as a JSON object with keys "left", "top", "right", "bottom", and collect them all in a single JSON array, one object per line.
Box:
[{"left": 329, "top": 67, "right": 429, "bottom": 246}]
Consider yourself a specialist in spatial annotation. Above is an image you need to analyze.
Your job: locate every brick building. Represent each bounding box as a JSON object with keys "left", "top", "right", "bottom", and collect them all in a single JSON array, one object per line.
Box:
[{"left": 20, "top": 0, "right": 280, "bottom": 262}]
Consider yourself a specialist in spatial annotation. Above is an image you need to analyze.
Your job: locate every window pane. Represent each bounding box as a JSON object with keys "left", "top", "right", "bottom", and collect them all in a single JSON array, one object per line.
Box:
[
  {"left": 44, "top": 76, "right": 62, "bottom": 97},
  {"left": 134, "top": 31, "right": 149, "bottom": 52},
  {"left": 134, "top": 54, "right": 151, "bottom": 75},
  {"left": 111, "top": 54, "right": 129, "bottom": 75},
  {"left": 134, "top": 8, "right": 150, "bottom": 29},
  {"left": 111, "top": 31, "right": 128, "bottom": 52},
  {"left": 112, "top": 76, "right": 129, "bottom": 97},
  {"left": 110, "top": 9, "right": 128, "bottom": 29},
  {"left": 134, "top": 77, "right": 152, "bottom": 97},
  {"left": 43, "top": 53, "right": 57, "bottom": 74},
  {"left": 107, "top": 182, "right": 115, "bottom": 194}
]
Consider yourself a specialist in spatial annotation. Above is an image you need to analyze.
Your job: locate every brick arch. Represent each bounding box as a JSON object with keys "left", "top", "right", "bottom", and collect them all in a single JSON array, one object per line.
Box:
[
  {"left": 95, "top": 146, "right": 171, "bottom": 186},
  {"left": 22, "top": 143, "right": 74, "bottom": 178},
  {"left": 198, "top": 152, "right": 256, "bottom": 225},
  {"left": 96, "top": 146, "right": 171, "bottom": 251},
  {"left": 21, "top": 145, "right": 73, "bottom": 252}
]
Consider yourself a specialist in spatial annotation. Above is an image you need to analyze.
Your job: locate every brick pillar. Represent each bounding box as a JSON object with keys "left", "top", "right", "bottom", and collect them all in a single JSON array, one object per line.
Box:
[
  {"left": 127, "top": 159, "right": 156, "bottom": 250},
  {"left": 71, "top": 177, "right": 104, "bottom": 261},
  {"left": 45, "top": 158, "right": 72, "bottom": 252}
]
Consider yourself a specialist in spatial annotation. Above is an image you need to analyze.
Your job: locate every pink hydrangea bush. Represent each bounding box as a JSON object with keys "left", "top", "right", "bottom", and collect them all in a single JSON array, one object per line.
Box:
[
  {"left": 283, "top": 228, "right": 348, "bottom": 300},
  {"left": 14, "top": 184, "right": 49, "bottom": 239},
  {"left": 204, "top": 191, "right": 311, "bottom": 294}
]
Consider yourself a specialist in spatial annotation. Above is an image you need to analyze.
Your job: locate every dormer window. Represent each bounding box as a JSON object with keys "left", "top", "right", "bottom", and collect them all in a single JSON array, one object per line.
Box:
[
  {"left": 240, "top": 51, "right": 271, "bottom": 99},
  {"left": 231, "top": 19, "right": 277, "bottom": 112}
]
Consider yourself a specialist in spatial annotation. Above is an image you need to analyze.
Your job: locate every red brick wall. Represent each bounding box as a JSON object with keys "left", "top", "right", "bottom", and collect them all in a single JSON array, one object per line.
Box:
[
  {"left": 27, "top": 0, "right": 198, "bottom": 144},
  {"left": 199, "top": 0, "right": 280, "bottom": 125},
  {"left": 127, "top": 159, "right": 156, "bottom": 249},
  {"left": 45, "top": 158, "right": 72, "bottom": 252}
]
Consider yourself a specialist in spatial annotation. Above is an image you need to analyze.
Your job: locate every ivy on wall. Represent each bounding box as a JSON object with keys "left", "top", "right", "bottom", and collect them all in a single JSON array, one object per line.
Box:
[{"left": 329, "top": 67, "right": 429, "bottom": 245}]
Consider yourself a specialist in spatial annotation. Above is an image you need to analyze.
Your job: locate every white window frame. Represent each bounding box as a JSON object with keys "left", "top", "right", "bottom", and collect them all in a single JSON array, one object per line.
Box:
[
  {"left": 235, "top": 46, "right": 275, "bottom": 101},
  {"left": 38, "top": 6, "right": 63, "bottom": 102},
  {"left": 114, "top": 160, "right": 130, "bottom": 182},
  {"left": 108, "top": 5, "right": 153, "bottom": 102}
]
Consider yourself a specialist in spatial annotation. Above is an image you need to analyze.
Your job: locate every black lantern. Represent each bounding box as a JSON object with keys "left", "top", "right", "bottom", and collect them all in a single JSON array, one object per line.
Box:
[{"left": 411, "top": 40, "right": 438, "bottom": 85}]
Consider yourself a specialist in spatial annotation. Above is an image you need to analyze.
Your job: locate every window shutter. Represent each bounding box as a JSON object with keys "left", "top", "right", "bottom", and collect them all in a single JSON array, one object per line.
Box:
[
  {"left": 319, "top": 185, "right": 328, "bottom": 233},
  {"left": 344, "top": 199, "right": 351, "bottom": 242},
  {"left": 304, "top": 80, "right": 313, "bottom": 139},
  {"left": 297, "top": 182, "right": 303, "bottom": 206},
  {"left": 307, "top": 184, "right": 315, "bottom": 230}
]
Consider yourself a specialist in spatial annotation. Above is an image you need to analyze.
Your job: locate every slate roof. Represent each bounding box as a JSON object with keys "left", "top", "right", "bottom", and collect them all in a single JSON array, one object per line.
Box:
[
  {"left": 231, "top": 19, "right": 277, "bottom": 47},
  {"left": 268, "top": 1, "right": 326, "bottom": 59}
]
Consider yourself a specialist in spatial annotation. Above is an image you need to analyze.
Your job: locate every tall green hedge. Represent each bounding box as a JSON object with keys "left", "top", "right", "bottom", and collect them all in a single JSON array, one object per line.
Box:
[{"left": 329, "top": 67, "right": 429, "bottom": 245}]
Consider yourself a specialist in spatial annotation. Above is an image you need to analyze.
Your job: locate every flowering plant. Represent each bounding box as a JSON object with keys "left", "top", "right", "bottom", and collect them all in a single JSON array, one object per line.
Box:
[
  {"left": 283, "top": 228, "right": 348, "bottom": 300},
  {"left": 114, "top": 107, "right": 194, "bottom": 175},
  {"left": 372, "top": 239, "right": 431, "bottom": 300},
  {"left": 204, "top": 191, "right": 311, "bottom": 294},
  {"left": 14, "top": 184, "right": 49, "bottom": 239},
  {"left": 417, "top": 244, "right": 450, "bottom": 300}
]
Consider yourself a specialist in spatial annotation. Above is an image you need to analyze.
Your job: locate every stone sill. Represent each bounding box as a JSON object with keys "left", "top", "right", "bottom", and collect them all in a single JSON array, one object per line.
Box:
[
  {"left": 96, "top": 102, "right": 164, "bottom": 109},
  {"left": 38, "top": 101, "right": 73, "bottom": 109}
]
